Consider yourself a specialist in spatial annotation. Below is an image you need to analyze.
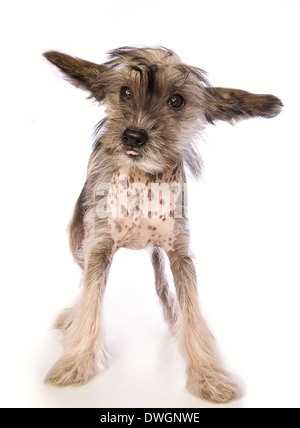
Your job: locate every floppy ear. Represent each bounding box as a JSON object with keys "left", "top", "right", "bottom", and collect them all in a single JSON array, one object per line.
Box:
[
  {"left": 43, "top": 51, "right": 107, "bottom": 101},
  {"left": 203, "top": 87, "right": 283, "bottom": 124}
]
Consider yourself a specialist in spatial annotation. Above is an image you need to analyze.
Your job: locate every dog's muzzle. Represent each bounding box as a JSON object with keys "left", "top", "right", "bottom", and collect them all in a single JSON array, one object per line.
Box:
[{"left": 122, "top": 128, "right": 148, "bottom": 156}]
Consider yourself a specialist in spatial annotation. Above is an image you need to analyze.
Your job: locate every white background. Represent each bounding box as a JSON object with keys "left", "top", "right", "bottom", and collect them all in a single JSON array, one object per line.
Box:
[{"left": 0, "top": 0, "right": 299, "bottom": 408}]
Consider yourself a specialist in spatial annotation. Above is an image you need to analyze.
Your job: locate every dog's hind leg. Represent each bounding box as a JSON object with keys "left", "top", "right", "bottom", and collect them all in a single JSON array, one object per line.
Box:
[
  {"left": 45, "top": 232, "right": 114, "bottom": 386},
  {"left": 52, "top": 186, "right": 87, "bottom": 331},
  {"left": 53, "top": 307, "right": 73, "bottom": 330},
  {"left": 151, "top": 246, "right": 179, "bottom": 334},
  {"left": 69, "top": 185, "right": 87, "bottom": 269}
]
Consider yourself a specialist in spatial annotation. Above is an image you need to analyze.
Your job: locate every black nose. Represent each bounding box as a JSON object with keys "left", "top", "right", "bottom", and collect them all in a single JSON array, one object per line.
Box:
[{"left": 122, "top": 128, "right": 148, "bottom": 148}]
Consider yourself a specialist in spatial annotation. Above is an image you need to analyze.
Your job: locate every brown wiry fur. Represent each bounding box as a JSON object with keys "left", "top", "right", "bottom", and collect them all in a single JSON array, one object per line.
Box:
[{"left": 43, "top": 46, "right": 282, "bottom": 402}]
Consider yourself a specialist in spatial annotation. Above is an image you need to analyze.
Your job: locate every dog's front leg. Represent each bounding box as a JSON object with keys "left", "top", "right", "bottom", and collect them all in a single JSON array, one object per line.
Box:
[
  {"left": 165, "top": 232, "right": 242, "bottom": 403},
  {"left": 45, "top": 237, "right": 114, "bottom": 386}
]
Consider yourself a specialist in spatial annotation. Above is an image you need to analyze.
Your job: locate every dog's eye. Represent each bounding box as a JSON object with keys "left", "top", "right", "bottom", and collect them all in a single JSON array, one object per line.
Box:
[
  {"left": 121, "top": 86, "right": 131, "bottom": 100},
  {"left": 168, "top": 94, "right": 184, "bottom": 109}
]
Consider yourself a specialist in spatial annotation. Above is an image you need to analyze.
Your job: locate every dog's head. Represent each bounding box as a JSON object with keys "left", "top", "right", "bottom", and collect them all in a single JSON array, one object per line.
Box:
[{"left": 44, "top": 46, "right": 282, "bottom": 176}]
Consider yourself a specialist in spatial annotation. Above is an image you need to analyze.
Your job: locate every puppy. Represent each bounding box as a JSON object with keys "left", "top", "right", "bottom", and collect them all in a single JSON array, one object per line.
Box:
[{"left": 44, "top": 46, "right": 282, "bottom": 402}]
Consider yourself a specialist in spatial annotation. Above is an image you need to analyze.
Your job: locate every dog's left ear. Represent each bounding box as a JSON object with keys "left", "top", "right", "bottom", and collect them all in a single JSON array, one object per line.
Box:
[
  {"left": 203, "top": 87, "right": 283, "bottom": 124},
  {"left": 43, "top": 51, "right": 107, "bottom": 101}
]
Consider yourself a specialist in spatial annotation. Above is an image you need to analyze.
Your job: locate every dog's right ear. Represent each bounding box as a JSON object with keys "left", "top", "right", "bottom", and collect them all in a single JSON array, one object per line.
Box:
[{"left": 43, "top": 51, "right": 107, "bottom": 101}]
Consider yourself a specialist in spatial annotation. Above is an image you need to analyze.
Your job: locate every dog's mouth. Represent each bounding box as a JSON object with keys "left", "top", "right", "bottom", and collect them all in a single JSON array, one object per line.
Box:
[{"left": 126, "top": 149, "right": 140, "bottom": 157}]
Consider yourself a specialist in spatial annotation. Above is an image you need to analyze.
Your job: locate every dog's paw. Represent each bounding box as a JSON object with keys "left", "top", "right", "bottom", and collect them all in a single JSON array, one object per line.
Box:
[
  {"left": 186, "top": 368, "right": 243, "bottom": 403},
  {"left": 45, "top": 353, "right": 101, "bottom": 387}
]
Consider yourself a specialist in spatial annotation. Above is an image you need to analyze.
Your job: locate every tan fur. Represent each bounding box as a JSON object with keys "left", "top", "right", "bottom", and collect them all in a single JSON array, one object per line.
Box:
[{"left": 43, "top": 46, "right": 282, "bottom": 402}]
